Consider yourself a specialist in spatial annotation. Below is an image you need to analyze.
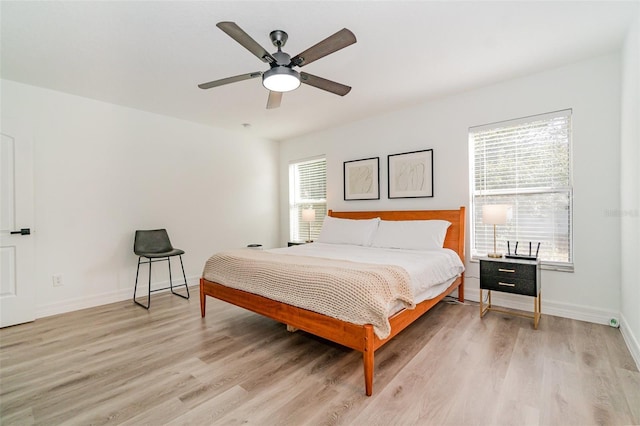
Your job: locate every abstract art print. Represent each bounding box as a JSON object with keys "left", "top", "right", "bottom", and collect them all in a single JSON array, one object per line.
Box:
[
  {"left": 343, "top": 157, "right": 380, "bottom": 200},
  {"left": 388, "top": 149, "right": 433, "bottom": 198}
]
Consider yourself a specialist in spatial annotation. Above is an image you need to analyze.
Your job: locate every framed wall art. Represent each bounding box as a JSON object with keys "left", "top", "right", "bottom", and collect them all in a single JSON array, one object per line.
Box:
[
  {"left": 388, "top": 149, "right": 433, "bottom": 198},
  {"left": 343, "top": 157, "right": 380, "bottom": 200}
]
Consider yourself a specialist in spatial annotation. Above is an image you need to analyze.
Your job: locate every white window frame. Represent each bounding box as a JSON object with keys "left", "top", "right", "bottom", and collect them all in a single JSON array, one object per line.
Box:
[
  {"left": 469, "top": 109, "right": 574, "bottom": 271},
  {"left": 289, "top": 156, "right": 326, "bottom": 243}
]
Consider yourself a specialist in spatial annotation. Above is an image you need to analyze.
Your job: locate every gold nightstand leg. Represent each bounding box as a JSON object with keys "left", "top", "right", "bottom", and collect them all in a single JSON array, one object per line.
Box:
[
  {"left": 533, "top": 292, "right": 541, "bottom": 329},
  {"left": 480, "top": 288, "right": 491, "bottom": 318}
]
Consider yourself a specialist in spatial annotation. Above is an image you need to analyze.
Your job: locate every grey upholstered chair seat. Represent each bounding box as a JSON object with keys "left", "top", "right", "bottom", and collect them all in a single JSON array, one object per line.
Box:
[{"left": 138, "top": 248, "right": 185, "bottom": 258}]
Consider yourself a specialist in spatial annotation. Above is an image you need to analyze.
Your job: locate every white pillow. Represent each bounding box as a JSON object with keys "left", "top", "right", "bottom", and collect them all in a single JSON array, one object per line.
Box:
[
  {"left": 371, "top": 220, "right": 451, "bottom": 250},
  {"left": 317, "top": 216, "right": 380, "bottom": 246}
]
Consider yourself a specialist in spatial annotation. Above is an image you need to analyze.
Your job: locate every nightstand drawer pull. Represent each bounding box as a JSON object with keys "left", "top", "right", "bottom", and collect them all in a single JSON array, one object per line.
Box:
[
  {"left": 498, "top": 282, "right": 516, "bottom": 287},
  {"left": 498, "top": 268, "right": 516, "bottom": 273}
]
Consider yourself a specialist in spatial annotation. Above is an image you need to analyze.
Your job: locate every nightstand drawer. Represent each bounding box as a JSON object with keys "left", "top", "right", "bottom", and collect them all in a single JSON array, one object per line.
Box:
[
  {"left": 480, "top": 261, "right": 536, "bottom": 281},
  {"left": 480, "top": 274, "right": 537, "bottom": 296}
]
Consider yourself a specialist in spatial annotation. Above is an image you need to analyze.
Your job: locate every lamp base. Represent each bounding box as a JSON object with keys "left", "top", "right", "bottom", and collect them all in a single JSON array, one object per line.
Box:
[{"left": 487, "top": 253, "right": 503, "bottom": 258}]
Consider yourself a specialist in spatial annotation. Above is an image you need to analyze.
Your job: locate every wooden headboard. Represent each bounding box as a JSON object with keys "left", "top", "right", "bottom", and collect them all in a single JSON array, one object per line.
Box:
[{"left": 327, "top": 207, "right": 466, "bottom": 263}]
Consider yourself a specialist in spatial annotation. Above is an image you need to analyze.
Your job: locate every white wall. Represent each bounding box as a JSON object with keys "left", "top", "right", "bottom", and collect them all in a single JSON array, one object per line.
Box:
[
  {"left": 2, "top": 79, "right": 280, "bottom": 317},
  {"left": 620, "top": 17, "right": 640, "bottom": 366},
  {"left": 279, "top": 53, "right": 622, "bottom": 325}
]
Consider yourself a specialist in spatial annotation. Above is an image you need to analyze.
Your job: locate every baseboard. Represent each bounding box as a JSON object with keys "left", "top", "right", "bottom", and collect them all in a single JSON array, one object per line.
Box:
[
  {"left": 620, "top": 313, "right": 640, "bottom": 370},
  {"left": 464, "top": 285, "right": 618, "bottom": 326},
  {"left": 35, "top": 276, "right": 199, "bottom": 319}
]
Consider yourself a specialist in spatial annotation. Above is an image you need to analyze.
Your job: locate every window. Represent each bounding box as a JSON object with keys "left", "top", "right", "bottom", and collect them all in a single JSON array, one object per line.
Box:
[
  {"left": 289, "top": 156, "right": 326, "bottom": 242},
  {"left": 470, "top": 110, "right": 573, "bottom": 269}
]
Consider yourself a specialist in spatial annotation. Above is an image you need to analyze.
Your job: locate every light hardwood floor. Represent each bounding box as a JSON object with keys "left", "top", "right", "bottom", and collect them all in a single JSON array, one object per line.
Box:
[{"left": 1, "top": 288, "right": 638, "bottom": 425}]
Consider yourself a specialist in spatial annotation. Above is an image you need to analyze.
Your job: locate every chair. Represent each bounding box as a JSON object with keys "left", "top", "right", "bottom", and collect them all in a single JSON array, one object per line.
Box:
[{"left": 133, "top": 229, "right": 189, "bottom": 309}]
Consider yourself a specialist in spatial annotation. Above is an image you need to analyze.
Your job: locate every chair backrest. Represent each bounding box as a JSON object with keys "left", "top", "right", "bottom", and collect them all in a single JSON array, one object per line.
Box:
[{"left": 134, "top": 229, "right": 173, "bottom": 255}]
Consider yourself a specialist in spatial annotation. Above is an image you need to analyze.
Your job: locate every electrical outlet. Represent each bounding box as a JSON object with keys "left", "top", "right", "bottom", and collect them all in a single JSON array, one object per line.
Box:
[{"left": 52, "top": 274, "right": 63, "bottom": 287}]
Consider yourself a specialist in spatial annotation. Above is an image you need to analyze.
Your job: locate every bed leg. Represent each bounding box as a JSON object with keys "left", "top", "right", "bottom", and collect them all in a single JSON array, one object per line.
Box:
[
  {"left": 458, "top": 275, "right": 465, "bottom": 302},
  {"left": 363, "top": 325, "right": 374, "bottom": 396},
  {"left": 200, "top": 278, "right": 206, "bottom": 318}
]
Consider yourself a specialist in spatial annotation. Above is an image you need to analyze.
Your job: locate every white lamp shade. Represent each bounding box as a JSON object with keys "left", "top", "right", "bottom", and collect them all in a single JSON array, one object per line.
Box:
[
  {"left": 482, "top": 204, "right": 511, "bottom": 225},
  {"left": 301, "top": 208, "right": 316, "bottom": 222}
]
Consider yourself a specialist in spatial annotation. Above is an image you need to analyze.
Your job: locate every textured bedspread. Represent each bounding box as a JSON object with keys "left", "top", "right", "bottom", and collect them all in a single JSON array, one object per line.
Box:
[{"left": 202, "top": 249, "right": 415, "bottom": 339}]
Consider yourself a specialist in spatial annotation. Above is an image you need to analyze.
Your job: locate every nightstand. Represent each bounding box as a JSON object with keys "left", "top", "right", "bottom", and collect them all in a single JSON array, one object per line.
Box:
[{"left": 479, "top": 257, "right": 541, "bottom": 329}]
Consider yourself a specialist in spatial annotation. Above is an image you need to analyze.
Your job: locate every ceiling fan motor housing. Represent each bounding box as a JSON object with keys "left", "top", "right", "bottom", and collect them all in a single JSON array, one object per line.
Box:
[
  {"left": 264, "top": 44, "right": 300, "bottom": 92},
  {"left": 272, "top": 50, "right": 292, "bottom": 66}
]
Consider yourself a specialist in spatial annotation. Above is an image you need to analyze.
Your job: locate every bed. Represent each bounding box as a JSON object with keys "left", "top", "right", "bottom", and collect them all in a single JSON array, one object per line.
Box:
[{"left": 199, "top": 207, "right": 465, "bottom": 396}]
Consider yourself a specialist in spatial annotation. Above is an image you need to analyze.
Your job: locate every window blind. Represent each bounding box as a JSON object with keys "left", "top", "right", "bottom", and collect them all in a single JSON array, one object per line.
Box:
[
  {"left": 289, "top": 157, "right": 327, "bottom": 242},
  {"left": 470, "top": 109, "right": 573, "bottom": 266}
]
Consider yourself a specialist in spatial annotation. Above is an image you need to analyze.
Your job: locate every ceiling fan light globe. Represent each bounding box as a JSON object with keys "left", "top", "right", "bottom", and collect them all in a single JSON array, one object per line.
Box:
[{"left": 262, "top": 67, "right": 301, "bottom": 92}]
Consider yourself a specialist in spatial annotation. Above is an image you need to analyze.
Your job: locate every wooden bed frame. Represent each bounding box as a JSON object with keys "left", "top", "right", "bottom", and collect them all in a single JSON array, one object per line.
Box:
[{"left": 199, "top": 207, "right": 465, "bottom": 396}]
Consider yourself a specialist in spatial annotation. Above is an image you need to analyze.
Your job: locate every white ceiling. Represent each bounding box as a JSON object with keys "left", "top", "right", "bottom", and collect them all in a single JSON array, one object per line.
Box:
[{"left": 2, "top": 1, "right": 638, "bottom": 141}]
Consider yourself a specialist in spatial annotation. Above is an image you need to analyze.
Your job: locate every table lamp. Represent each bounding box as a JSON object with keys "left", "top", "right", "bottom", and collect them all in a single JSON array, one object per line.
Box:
[
  {"left": 482, "top": 204, "right": 510, "bottom": 258},
  {"left": 301, "top": 208, "right": 316, "bottom": 243}
]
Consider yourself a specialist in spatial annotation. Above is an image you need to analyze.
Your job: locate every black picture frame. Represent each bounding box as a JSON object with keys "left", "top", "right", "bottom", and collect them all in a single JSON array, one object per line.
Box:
[
  {"left": 388, "top": 149, "right": 434, "bottom": 198},
  {"left": 343, "top": 157, "right": 380, "bottom": 201}
]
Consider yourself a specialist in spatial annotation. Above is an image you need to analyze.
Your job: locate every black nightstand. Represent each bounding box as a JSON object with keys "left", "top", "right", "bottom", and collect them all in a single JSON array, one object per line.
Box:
[{"left": 479, "top": 257, "right": 541, "bottom": 329}]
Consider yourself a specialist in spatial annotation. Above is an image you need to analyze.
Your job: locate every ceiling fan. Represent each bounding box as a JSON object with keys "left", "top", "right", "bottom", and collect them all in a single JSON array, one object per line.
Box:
[{"left": 198, "top": 22, "right": 357, "bottom": 109}]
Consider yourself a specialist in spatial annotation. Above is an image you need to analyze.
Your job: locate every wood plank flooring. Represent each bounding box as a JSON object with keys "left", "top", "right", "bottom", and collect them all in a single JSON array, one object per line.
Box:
[{"left": 1, "top": 288, "right": 638, "bottom": 425}]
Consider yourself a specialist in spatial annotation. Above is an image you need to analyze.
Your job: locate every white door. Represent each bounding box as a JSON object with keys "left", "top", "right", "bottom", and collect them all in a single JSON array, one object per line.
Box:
[{"left": 0, "top": 118, "right": 35, "bottom": 328}]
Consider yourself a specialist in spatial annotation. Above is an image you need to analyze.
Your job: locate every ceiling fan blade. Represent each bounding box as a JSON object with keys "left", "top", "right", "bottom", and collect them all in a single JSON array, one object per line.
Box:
[
  {"left": 300, "top": 72, "right": 351, "bottom": 96},
  {"left": 266, "top": 91, "right": 282, "bottom": 109},
  {"left": 198, "top": 72, "right": 262, "bottom": 89},
  {"left": 290, "top": 28, "right": 356, "bottom": 67},
  {"left": 217, "top": 22, "right": 276, "bottom": 64}
]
